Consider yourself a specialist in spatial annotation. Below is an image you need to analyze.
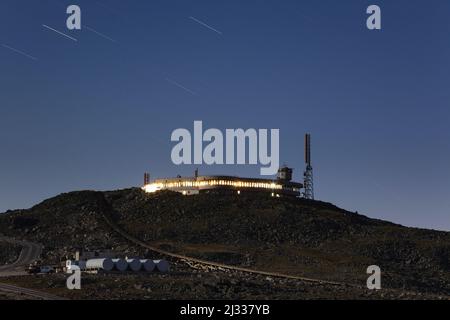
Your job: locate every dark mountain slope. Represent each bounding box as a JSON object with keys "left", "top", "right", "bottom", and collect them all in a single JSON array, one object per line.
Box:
[
  {"left": 0, "top": 188, "right": 449, "bottom": 295},
  {"left": 0, "top": 191, "right": 144, "bottom": 262},
  {"left": 105, "top": 189, "right": 450, "bottom": 293}
]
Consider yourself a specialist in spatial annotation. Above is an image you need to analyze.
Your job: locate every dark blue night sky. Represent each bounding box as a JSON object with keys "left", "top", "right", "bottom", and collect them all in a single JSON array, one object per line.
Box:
[{"left": 1, "top": 0, "right": 449, "bottom": 230}]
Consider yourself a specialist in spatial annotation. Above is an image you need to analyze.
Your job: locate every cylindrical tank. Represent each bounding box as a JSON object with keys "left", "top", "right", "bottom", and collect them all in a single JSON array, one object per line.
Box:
[
  {"left": 86, "top": 258, "right": 114, "bottom": 271},
  {"left": 127, "top": 258, "right": 142, "bottom": 272},
  {"left": 154, "top": 259, "right": 170, "bottom": 273},
  {"left": 113, "top": 258, "right": 128, "bottom": 272},
  {"left": 140, "top": 259, "right": 155, "bottom": 272}
]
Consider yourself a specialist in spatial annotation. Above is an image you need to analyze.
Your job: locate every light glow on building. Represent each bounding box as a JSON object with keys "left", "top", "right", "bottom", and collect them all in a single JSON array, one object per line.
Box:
[
  {"left": 143, "top": 178, "right": 284, "bottom": 193},
  {"left": 142, "top": 168, "right": 303, "bottom": 197}
]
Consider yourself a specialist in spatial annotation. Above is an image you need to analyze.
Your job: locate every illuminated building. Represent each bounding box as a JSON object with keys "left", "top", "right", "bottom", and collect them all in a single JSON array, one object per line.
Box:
[{"left": 142, "top": 167, "right": 302, "bottom": 197}]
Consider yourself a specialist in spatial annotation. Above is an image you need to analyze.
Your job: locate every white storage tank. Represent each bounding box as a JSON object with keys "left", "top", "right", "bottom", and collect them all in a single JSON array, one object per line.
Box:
[
  {"left": 113, "top": 258, "right": 128, "bottom": 272},
  {"left": 86, "top": 258, "right": 114, "bottom": 271},
  {"left": 154, "top": 259, "right": 170, "bottom": 273},
  {"left": 140, "top": 259, "right": 155, "bottom": 272},
  {"left": 127, "top": 258, "right": 142, "bottom": 272}
]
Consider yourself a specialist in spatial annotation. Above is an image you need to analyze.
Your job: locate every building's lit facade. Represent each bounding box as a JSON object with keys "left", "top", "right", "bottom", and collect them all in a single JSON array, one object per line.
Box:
[{"left": 142, "top": 167, "right": 303, "bottom": 197}]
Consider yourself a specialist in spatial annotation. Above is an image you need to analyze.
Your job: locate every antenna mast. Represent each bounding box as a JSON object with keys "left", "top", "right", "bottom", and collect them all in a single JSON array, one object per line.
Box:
[
  {"left": 144, "top": 172, "right": 150, "bottom": 185},
  {"left": 303, "top": 134, "right": 314, "bottom": 200}
]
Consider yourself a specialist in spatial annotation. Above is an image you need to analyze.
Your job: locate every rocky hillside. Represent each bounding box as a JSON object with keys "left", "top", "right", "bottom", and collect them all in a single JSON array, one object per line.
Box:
[
  {"left": 0, "top": 188, "right": 449, "bottom": 296},
  {"left": 0, "top": 242, "right": 21, "bottom": 265},
  {"left": 0, "top": 191, "right": 146, "bottom": 263}
]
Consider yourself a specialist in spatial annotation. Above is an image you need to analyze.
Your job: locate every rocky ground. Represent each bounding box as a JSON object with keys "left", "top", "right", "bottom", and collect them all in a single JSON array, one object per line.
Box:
[
  {"left": 0, "top": 188, "right": 449, "bottom": 299},
  {"left": 0, "top": 242, "right": 21, "bottom": 265},
  {"left": 1, "top": 261, "right": 447, "bottom": 300},
  {"left": 0, "top": 292, "right": 22, "bottom": 300},
  {"left": 107, "top": 189, "right": 450, "bottom": 295}
]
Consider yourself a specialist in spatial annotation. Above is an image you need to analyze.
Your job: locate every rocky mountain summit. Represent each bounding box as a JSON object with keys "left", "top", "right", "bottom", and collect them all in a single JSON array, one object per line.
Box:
[{"left": 1, "top": 188, "right": 449, "bottom": 298}]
